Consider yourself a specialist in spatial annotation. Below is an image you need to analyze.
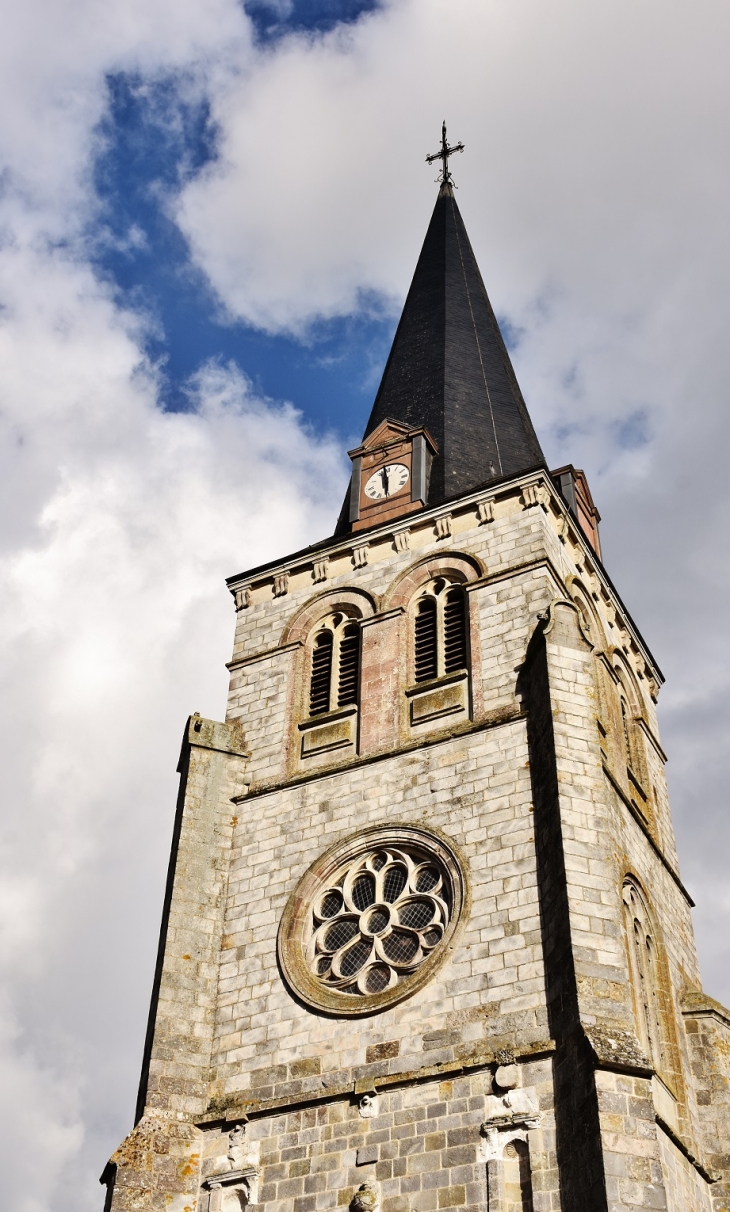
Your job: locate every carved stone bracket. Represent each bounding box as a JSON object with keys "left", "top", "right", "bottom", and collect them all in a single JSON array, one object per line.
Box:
[
  {"left": 434, "top": 513, "right": 452, "bottom": 539},
  {"left": 352, "top": 545, "right": 369, "bottom": 568},
  {"left": 392, "top": 529, "right": 411, "bottom": 553},
  {"left": 358, "top": 1092, "right": 379, "bottom": 1118},
  {"left": 234, "top": 587, "right": 251, "bottom": 611},
  {"left": 476, "top": 497, "right": 495, "bottom": 525},
  {"left": 312, "top": 558, "right": 329, "bottom": 583},
  {"left": 273, "top": 573, "right": 289, "bottom": 597},
  {"left": 521, "top": 482, "right": 548, "bottom": 511},
  {"left": 351, "top": 1181, "right": 380, "bottom": 1212}
]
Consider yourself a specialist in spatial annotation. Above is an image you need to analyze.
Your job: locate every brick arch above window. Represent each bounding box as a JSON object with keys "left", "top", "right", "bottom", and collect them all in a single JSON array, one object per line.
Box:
[
  {"left": 281, "top": 588, "right": 377, "bottom": 646},
  {"left": 382, "top": 551, "right": 484, "bottom": 613}
]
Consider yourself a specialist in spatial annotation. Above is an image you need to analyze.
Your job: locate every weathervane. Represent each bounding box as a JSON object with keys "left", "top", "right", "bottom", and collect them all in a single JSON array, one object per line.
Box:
[{"left": 426, "top": 121, "right": 465, "bottom": 187}]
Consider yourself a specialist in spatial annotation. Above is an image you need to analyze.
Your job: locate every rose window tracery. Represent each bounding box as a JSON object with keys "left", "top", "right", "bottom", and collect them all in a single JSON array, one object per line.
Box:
[
  {"left": 306, "top": 847, "right": 451, "bottom": 996},
  {"left": 278, "top": 824, "right": 468, "bottom": 1015}
]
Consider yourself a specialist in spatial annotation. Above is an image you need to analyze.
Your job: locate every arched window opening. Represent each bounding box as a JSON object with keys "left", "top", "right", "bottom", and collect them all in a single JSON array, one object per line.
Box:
[
  {"left": 309, "top": 631, "right": 333, "bottom": 716},
  {"left": 623, "top": 880, "right": 664, "bottom": 1071},
  {"left": 413, "top": 579, "right": 468, "bottom": 683},
  {"left": 414, "top": 598, "right": 437, "bottom": 682},
  {"left": 620, "top": 697, "right": 632, "bottom": 770},
  {"left": 337, "top": 623, "right": 360, "bottom": 707},
  {"left": 308, "top": 614, "right": 361, "bottom": 717},
  {"left": 443, "top": 588, "right": 467, "bottom": 673}
]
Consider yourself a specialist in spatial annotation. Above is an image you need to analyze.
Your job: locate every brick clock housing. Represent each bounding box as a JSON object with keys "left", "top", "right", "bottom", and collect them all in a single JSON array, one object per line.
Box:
[
  {"left": 348, "top": 420, "right": 438, "bottom": 532},
  {"left": 102, "top": 178, "right": 730, "bottom": 1212}
]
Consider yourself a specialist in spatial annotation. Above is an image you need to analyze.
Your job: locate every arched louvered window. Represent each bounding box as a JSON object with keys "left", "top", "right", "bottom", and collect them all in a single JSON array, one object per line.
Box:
[
  {"left": 622, "top": 880, "right": 664, "bottom": 1071},
  {"left": 443, "top": 588, "right": 467, "bottom": 673},
  {"left": 309, "top": 614, "right": 361, "bottom": 716},
  {"left": 414, "top": 598, "right": 438, "bottom": 682},
  {"left": 337, "top": 623, "right": 360, "bottom": 707},
  {"left": 413, "top": 580, "right": 468, "bottom": 683},
  {"left": 309, "top": 631, "right": 333, "bottom": 716}
]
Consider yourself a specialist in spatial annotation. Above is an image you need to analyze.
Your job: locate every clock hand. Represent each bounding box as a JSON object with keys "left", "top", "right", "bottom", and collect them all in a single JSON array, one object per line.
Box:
[{"left": 381, "top": 466, "right": 390, "bottom": 496}]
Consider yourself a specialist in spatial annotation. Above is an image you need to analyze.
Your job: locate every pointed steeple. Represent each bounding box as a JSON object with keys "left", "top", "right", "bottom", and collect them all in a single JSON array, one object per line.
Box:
[{"left": 338, "top": 182, "right": 545, "bottom": 531}]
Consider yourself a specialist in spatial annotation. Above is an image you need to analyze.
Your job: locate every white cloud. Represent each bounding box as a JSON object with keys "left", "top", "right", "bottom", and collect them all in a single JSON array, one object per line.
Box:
[
  {"left": 0, "top": 239, "right": 345, "bottom": 1207},
  {"left": 0, "top": 0, "right": 342, "bottom": 1192},
  {"left": 0, "top": 0, "right": 729, "bottom": 1207}
]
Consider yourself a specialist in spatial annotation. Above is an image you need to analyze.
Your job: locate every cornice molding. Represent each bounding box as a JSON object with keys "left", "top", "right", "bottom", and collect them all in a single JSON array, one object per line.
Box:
[{"left": 225, "top": 469, "right": 663, "bottom": 687}]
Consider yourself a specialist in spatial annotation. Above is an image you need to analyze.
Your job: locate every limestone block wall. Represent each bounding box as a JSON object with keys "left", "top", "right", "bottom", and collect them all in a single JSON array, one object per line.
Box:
[
  {"left": 197, "top": 1060, "right": 559, "bottom": 1212},
  {"left": 659, "top": 1129, "right": 714, "bottom": 1212},
  {"left": 594, "top": 1070, "right": 712, "bottom": 1212},
  {"left": 533, "top": 601, "right": 639, "bottom": 1035},
  {"left": 137, "top": 715, "right": 250, "bottom": 1123},
  {"left": 682, "top": 995, "right": 730, "bottom": 1210},
  {"left": 608, "top": 778, "right": 700, "bottom": 1116},
  {"left": 205, "top": 720, "right": 546, "bottom": 1115}
]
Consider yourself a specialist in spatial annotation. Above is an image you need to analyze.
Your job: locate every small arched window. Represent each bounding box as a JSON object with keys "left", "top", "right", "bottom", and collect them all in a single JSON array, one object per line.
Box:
[
  {"left": 620, "top": 697, "right": 632, "bottom": 769},
  {"left": 622, "top": 880, "right": 664, "bottom": 1070},
  {"left": 413, "top": 580, "right": 468, "bottom": 683},
  {"left": 308, "top": 614, "right": 361, "bottom": 717}
]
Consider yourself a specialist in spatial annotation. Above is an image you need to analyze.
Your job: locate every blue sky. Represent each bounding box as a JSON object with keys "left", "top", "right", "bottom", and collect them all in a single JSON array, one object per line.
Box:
[{"left": 92, "top": 3, "right": 394, "bottom": 440}]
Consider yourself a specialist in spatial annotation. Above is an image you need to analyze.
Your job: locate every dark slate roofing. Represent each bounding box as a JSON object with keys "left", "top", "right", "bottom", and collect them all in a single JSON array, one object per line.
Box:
[{"left": 337, "top": 184, "right": 545, "bottom": 530}]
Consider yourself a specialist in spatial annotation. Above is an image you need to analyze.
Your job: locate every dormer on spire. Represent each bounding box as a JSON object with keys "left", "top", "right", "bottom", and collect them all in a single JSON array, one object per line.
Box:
[{"left": 347, "top": 420, "right": 438, "bottom": 532}]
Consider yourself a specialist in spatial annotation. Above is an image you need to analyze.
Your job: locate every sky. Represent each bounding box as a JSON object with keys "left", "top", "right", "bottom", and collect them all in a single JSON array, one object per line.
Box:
[{"left": 0, "top": 1, "right": 729, "bottom": 1208}]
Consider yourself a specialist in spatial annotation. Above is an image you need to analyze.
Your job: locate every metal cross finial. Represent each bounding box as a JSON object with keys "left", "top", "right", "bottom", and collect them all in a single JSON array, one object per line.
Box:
[{"left": 426, "top": 121, "right": 465, "bottom": 187}]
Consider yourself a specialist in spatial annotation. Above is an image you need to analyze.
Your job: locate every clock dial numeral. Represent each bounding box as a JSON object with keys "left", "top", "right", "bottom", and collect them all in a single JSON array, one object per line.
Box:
[{"left": 364, "top": 464, "right": 410, "bottom": 500}]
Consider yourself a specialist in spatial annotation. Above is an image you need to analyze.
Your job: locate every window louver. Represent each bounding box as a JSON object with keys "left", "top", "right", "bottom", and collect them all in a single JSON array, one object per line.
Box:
[
  {"left": 309, "top": 631, "right": 333, "bottom": 715},
  {"left": 337, "top": 623, "right": 360, "bottom": 707},
  {"left": 414, "top": 598, "right": 437, "bottom": 682},
  {"left": 443, "top": 588, "right": 467, "bottom": 673}
]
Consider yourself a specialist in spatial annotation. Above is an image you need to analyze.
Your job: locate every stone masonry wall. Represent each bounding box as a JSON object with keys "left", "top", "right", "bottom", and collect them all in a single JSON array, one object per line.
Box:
[
  {"left": 207, "top": 719, "right": 546, "bottom": 1113},
  {"left": 197, "top": 1060, "right": 559, "bottom": 1212},
  {"left": 103, "top": 470, "right": 728, "bottom": 1212}
]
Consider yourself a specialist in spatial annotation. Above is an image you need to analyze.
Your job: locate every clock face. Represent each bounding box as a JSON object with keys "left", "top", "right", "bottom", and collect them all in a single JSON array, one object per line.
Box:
[{"left": 364, "top": 463, "right": 410, "bottom": 500}]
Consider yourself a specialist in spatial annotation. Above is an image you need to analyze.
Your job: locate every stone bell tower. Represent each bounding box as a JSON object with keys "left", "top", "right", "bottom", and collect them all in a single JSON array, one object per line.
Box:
[{"left": 102, "top": 138, "right": 730, "bottom": 1212}]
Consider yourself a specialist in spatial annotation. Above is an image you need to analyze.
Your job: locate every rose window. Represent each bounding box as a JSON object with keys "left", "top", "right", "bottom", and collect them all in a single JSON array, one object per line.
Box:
[
  {"left": 306, "top": 848, "right": 449, "bottom": 995},
  {"left": 279, "top": 826, "right": 467, "bottom": 1014}
]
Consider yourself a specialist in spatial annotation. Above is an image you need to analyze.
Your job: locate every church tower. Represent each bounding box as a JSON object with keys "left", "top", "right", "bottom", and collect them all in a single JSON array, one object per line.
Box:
[{"left": 102, "top": 133, "right": 730, "bottom": 1212}]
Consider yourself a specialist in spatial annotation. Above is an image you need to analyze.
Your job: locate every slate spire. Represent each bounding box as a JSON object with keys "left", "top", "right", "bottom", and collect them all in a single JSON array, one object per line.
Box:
[{"left": 343, "top": 182, "right": 545, "bottom": 525}]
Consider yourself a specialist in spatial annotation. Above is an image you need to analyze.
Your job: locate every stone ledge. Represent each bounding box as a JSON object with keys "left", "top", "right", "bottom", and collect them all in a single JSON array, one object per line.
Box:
[
  {"left": 196, "top": 1039, "right": 556, "bottom": 1127},
  {"left": 655, "top": 1114, "right": 720, "bottom": 1184},
  {"left": 230, "top": 705, "right": 526, "bottom": 804},
  {"left": 681, "top": 990, "right": 730, "bottom": 1029},
  {"left": 178, "top": 714, "right": 249, "bottom": 770},
  {"left": 583, "top": 1024, "right": 652, "bottom": 1075},
  {"left": 406, "top": 672, "right": 469, "bottom": 726}
]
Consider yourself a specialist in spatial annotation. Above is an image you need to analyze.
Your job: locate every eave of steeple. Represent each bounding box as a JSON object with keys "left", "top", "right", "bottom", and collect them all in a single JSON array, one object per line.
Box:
[{"left": 336, "top": 182, "right": 546, "bottom": 533}]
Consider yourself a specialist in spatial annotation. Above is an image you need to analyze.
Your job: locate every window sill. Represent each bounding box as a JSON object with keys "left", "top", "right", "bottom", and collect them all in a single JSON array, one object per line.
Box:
[
  {"left": 298, "top": 705, "right": 358, "bottom": 757},
  {"left": 405, "top": 671, "right": 469, "bottom": 726}
]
